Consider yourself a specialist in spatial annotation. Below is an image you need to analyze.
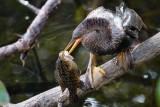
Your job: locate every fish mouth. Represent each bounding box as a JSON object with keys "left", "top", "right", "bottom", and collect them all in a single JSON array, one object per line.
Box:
[
  {"left": 59, "top": 51, "right": 74, "bottom": 61},
  {"left": 64, "top": 38, "right": 82, "bottom": 54}
]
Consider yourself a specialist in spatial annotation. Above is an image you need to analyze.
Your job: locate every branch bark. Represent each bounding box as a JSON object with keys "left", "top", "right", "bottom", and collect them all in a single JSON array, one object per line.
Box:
[
  {"left": 0, "top": 0, "right": 61, "bottom": 59},
  {"left": 4, "top": 32, "right": 160, "bottom": 107}
]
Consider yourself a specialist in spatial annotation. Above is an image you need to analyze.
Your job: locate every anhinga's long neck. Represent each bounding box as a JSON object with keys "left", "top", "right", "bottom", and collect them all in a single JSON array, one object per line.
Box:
[{"left": 72, "top": 18, "right": 110, "bottom": 39}]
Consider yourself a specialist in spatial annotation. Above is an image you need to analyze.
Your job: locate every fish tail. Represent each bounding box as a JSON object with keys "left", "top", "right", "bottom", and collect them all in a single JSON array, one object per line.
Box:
[{"left": 69, "top": 94, "right": 78, "bottom": 103}]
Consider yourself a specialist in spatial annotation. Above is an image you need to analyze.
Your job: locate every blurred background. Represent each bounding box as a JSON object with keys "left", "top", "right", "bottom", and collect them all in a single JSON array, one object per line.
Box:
[{"left": 0, "top": 0, "right": 160, "bottom": 107}]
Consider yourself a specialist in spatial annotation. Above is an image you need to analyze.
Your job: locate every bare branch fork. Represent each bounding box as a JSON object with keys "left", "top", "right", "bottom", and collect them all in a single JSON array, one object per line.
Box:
[
  {"left": 0, "top": 0, "right": 61, "bottom": 64},
  {"left": 4, "top": 32, "right": 160, "bottom": 107}
]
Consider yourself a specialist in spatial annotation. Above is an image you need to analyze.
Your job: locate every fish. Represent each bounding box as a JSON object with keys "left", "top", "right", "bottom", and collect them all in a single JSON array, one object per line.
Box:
[{"left": 54, "top": 51, "right": 83, "bottom": 103}]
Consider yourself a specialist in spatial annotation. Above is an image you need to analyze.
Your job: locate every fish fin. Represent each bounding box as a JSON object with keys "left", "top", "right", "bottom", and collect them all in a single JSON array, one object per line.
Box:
[
  {"left": 60, "top": 83, "right": 66, "bottom": 92},
  {"left": 54, "top": 70, "right": 66, "bottom": 92},
  {"left": 69, "top": 94, "right": 78, "bottom": 103},
  {"left": 77, "top": 69, "right": 81, "bottom": 76}
]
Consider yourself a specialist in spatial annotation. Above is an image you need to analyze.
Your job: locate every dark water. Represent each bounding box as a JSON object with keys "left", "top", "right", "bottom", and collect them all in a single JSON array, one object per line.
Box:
[{"left": 0, "top": 0, "right": 160, "bottom": 107}]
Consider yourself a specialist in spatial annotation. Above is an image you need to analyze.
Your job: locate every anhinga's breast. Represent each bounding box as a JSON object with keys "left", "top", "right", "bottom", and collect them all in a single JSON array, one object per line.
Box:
[{"left": 81, "top": 17, "right": 131, "bottom": 55}]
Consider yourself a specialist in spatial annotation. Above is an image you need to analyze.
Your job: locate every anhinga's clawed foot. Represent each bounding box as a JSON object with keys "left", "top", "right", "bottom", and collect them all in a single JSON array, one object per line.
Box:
[
  {"left": 85, "top": 53, "right": 106, "bottom": 89},
  {"left": 117, "top": 50, "right": 134, "bottom": 70}
]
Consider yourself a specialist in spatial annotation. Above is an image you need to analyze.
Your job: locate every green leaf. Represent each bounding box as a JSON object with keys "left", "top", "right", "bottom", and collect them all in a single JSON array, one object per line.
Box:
[
  {"left": 0, "top": 81, "right": 10, "bottom": 106},
  {"left": 156, "top": 78, "right": 160, "bottom": 107}
]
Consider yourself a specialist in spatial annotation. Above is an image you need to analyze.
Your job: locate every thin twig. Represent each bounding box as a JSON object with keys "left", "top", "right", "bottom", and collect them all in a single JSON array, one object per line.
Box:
[
  {"left": 18, "top": 0, "right": 39, "bottom": 14},
  {"left": 32, "top": 48, "right": 47, "bottom": 81}
]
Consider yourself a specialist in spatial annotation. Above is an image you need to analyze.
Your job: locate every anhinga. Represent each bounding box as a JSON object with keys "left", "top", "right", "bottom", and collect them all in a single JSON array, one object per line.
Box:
[{"left": 64, "top": 3, "right": 146, "bottom": 87}]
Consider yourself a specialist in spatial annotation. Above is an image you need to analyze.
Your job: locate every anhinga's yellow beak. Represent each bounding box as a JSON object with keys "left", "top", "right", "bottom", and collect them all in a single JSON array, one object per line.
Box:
[{"left": 64, "top": 38, "right": 82, "bottom": 54}]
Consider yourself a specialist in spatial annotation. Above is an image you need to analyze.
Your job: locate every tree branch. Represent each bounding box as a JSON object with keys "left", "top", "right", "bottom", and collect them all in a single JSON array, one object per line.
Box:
[
  {"left": 4, "top": 32, "right": 160, "bottom": 107},
  {"left": 0, "top": 0, "right": 61, "bottom": 59}
]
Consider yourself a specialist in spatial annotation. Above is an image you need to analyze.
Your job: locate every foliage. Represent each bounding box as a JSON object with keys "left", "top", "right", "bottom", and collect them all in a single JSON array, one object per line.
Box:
[
  {"left": 0, "top": 81, "right": 10, "bottom": 106},
  {"left": 156, "top": 78, "right": 160, "bottom": 107}
]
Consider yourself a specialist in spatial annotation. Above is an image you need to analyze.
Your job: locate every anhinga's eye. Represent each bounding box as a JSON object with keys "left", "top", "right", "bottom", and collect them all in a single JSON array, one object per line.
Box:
[
  {"left": 130, "top": 26, "right": 139, "bottom": 32},
  {"left": 125, "top": 26, "right": 139, "bottom": 39}
]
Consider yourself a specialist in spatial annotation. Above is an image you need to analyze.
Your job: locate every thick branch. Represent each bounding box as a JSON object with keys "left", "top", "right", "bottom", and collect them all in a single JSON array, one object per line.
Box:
[
  {"left": 0, "top": 0, "right": 61, "bottom": 59},
  {"left": 4, "top": 32, "right": 160, "bottom": 107}
]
